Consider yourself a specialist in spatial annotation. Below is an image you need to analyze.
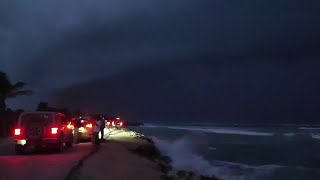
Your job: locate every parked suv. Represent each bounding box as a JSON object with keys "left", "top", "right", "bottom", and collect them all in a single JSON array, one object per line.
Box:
[{"left": 13, "top": 112, "right": 74, "bottom": 154}]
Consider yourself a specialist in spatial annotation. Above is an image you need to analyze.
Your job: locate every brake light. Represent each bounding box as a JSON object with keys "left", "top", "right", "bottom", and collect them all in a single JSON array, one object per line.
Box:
[
  {"left": 51, "top": 127, "right": 58, "bottom": 134},
  {"left": 120, "top": 122, "right": 123, "bottom": 126},
  {"left": 107, "top": 121, "right": 110, "bottom": 126},
  {"left": 85, "top": 123, "right": 93, "bottom": 128},
  {"left": 14, "top": 128, "right": 21, "bottom": 136},
  {"left": 112, "top": 121, "right": 115, "bottom": 126}
]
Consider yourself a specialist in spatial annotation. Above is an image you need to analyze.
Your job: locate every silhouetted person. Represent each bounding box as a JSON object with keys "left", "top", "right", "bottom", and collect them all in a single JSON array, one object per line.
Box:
[
  {"left": 74, "top": 119, "right": 82, "bottom": 144},
  {"left": 93, "top": 118, "right": 102, "bottom": 145},
  {"left": 99, "top": 117, "right": 105, "bottom": 141}
]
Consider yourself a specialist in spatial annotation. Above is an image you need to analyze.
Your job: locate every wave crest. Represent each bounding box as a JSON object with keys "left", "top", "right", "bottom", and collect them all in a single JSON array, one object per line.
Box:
[{"left": 151, "top": 134, "right": 281, "bottom": 180}]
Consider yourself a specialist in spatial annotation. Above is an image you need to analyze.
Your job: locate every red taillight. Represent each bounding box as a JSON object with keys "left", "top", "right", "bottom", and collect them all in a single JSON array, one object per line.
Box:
[
  {"left": 112, "top": 121, "right": 115, "bottom": 126},
  {"left": 107, "top": 122, "right": 110, "bottom": 126},
  {"left": 85, "top": 123, "right": 93, "bottom": 128},
  {"left": 14, "top": 128, "right": 21, "bottom": 136},
  {"left": 51, "top": 127, "right": 58, "bottom": 134},
  {"left": 120, "top": 122, "right": 123, "bottom": 126}
]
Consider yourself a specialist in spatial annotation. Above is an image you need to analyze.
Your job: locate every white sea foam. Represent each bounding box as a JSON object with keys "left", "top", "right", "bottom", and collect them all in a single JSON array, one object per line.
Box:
[
  {"left": 144, "top": 124, "right": 320, "bottom": 141},
  {"left": 299, "top": 127, "right": 320, "bottom": 130},
  {"left": 144, "top": 123, "right": 274, "bottom": 136},
  {"left": 283, "top": 133, "right": 295, "bottom": 137},
  {"left": 143, "top": 123, "right": 159, "bottom": 128},
  {"left": 165, "top": 126, "right": 274, "bottom": 136},
  {"left": 311, "top": 134, "right": 320, "bottom": 140},
  {"left": 151, "top": 135, "right": 281, "bottom": 180}
]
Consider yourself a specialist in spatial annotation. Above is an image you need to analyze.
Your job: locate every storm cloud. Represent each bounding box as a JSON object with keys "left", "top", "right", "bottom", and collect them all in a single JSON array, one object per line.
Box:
[{"left": 1, "top": 0, "right": 320, "bottom": 109}]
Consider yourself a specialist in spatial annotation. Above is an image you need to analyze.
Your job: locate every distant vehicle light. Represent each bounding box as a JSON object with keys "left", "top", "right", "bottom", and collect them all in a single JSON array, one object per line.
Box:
[
  {"left": 85, "top": 123, "right": 93, "bottom": 128},
  {"left": 116, "top": 117, "right": 120, "bottom": 120},
  {"left": 112, "top": 121, "right": 115, "bottom": 126},
  {"left": 79, "top": 127, "right": 85, "bottom": 132},
  {"left": 67, "top": 122, "right": 74, "bottom": 129},
  {"left": 51, "top": 127, "right": 58, "bottom": 134},
  {"left": 120, "top": 122, "right": 123, "bottom": 126},
  {"left": 14, "top": 128, "right": 21, "bottom": 136},
  {"left": 107, "top": 122, "right": 110, "bottom": 126}
]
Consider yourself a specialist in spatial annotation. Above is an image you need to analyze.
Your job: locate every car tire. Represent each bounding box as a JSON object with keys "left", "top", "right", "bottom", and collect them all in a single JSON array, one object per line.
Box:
[
  {"left": 15, "top": 145, "right": 25, "bottom": 155},
  {"left": 65, "top": 133, "right": 74, "bottom": 148},
  {"left": 66, "top": 140, "right": 73, "bottom": 148},
  {"left": 55, "top": 136, "right": 64, "bottom": 153}
]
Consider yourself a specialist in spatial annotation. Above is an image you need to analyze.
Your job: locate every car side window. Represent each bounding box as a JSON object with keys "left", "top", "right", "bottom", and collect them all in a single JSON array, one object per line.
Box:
[
  {"left": 61, "top": 116, "right": 67, "bottom": 125},
  {"left": 55, "top": 114, "right": 62, "bottom": 125}
]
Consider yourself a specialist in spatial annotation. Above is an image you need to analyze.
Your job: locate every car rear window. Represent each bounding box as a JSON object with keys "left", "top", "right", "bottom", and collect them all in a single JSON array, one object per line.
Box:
[
  {"left": 74, "top": 119, "right": 89, "bottom": 124},
  {"left": 20, "top": 113, "right": 53, "bottom": 126},
  {"left": 72, "top": 118, "right": 91, "bottom": 127}
]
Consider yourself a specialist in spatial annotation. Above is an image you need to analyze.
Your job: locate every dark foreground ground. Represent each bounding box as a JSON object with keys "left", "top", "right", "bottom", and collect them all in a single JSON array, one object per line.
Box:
[
  {"left": 0, "top": 130, "right": 218, "bottom": 180},
  {"left": 0, "top": 138, "right": 92, "bottom": 180}
]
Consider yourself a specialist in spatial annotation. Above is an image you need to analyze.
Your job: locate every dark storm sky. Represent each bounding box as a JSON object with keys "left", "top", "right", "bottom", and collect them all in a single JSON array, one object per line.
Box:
[{"left": 1, "top": 0, "right": 320, "bottom": 109}]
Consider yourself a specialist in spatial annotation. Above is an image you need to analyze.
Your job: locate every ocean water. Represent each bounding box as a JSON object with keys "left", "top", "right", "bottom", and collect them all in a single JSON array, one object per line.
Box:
[{"left": 130, "top": 123, "right": 320, "bottom": 180}]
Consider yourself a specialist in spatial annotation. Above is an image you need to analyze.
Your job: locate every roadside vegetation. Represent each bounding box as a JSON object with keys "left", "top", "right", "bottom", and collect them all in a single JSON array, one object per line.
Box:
[{"left": 0, "top": 71, "right": 32, "bottom": 137}]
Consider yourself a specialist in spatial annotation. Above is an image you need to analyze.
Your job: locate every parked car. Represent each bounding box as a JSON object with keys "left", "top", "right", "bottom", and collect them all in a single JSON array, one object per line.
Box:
[
  {"left": 106, "top": 117, "right": 124, "bottom": 129},
  {"left": 71, "top": 116, "right": 94, "bottom": 141},
  {"left": 13, "top": 112, "right": 74, "bottom": 154}
]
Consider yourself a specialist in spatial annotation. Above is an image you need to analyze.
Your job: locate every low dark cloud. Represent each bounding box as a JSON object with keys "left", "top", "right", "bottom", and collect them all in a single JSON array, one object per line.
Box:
[{"left": 1, "top": 0, "right": 320, "bottom": 109}]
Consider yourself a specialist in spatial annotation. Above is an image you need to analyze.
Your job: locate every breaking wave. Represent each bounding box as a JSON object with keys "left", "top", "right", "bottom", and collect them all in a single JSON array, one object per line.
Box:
[
  {"left": 311, "top": 134, "right": 320, "bottom": 140},
  {"left": 299, "top": 127, "right": 320, "bottom": 130},
  {"left": 166, "top": 126, "right": 274, "bottom": 136},
  {"left": 151, "top": 134, "right": 281, "bottom": 180},
  {"left": 144, "top": 124, "right": 320, "bottom": 140},
  {"left": 144, "top": 124, "right": 274, "bottom": 136}
]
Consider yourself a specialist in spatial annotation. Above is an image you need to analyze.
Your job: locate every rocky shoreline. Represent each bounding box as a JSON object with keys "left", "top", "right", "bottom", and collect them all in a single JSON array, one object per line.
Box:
[
  {"left": 66, "top": 129, "right": 219, "bottom": 180},
  {"left": 131, "top": 132, "right": 219, "bottom": 180}
]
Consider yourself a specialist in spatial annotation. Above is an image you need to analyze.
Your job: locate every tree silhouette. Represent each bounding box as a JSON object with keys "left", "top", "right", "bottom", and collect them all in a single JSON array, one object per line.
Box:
[
  {"left": 36, "top": 102, "right": 49, "bottom": 111},
  {"left": 0, "top": 71, "right": 33, "bottom": 112}
]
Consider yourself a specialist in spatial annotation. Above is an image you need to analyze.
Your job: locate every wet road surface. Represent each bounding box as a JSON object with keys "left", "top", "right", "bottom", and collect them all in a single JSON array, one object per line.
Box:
[{"left": 0, "top": 138, "right": 92, "bottom": 180}]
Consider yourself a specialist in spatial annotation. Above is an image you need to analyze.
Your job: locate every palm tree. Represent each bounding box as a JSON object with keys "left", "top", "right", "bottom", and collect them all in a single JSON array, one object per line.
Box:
[{"left": 0, "top": 71, "right": 33, "bottom": 112}]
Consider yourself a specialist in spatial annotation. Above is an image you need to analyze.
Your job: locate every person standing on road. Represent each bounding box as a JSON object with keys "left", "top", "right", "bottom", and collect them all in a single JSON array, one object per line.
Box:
[
  {"left": 93, "top": 117, "right": 102, "bottom": 145},
  {"left": 74, "top": 118, "right": 81, "bottom": 144},
  {"left": 99, "top": 117, "right": 105, "bottom": 142}
]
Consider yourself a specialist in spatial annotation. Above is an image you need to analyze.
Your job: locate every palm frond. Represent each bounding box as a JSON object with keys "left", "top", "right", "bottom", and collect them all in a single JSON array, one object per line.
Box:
[
  {"left": 7, "top": 90, "right": 33, "bottom": 98},
  {"left": 0, "top": 71, "right": 12, "bottom": 95},
  {"left": 11, "top": 82, "right": 27, "bottom": 92}
]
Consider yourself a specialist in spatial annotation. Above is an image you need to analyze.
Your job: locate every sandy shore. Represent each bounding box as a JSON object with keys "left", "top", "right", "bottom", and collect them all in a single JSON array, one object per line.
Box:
[{"left": 71, "top": 129, "right": 218, "bottom": 180}]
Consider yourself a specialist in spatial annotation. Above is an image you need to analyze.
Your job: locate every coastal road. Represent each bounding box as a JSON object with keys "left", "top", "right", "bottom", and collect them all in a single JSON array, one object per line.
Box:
[{"left": 0, "top": 138, "right": 92, "bottom": 180}]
